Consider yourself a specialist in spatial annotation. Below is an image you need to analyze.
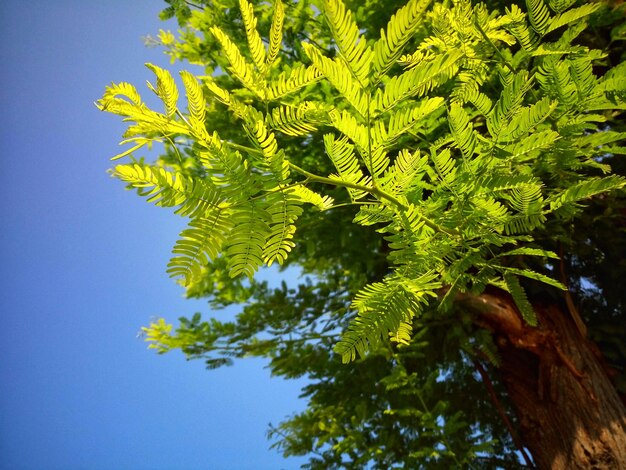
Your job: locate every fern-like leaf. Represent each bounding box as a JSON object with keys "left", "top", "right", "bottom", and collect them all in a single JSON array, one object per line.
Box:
[
  {"left": 525, "top": 0, "right": 551, "bottom": 35},
  {"left": 210, "top": 26, "right": 263, "bottom": 97},
  {"left": 503, "top": 272, "right": 537, "bottom": 325},
  {"left": 505, "top": 5, "right": 538, "bottom": 52},
  {"left": 497, "top": 247, "right": 559, "bottom": 259},
  {"left": 506, "top": 129, "right": 560, "bottom": 161},
  {"left": 225, "top": 201, "right": 272, "bottom": 278},
  {"left": 508, "top": 183, "right": 543, "bottom": 214},
  {"left": 385, "top": 203, "right": 435, "bottom": 266},
  {"left": 568, "top": 57, "right": 597, "bottom": 101},
  {"left": 323, "top": 0, "right": 373, "bottom": 86},
  {"left": 487, "top": 71, "right": 534, "bottom": 141},
  {"left": 499, "top": 97, "right": 556, "bottom": 142},
  {"left": 267, "top": 103, "right": 319, "bottom": 137},
  {"left": 383, "top": 149, "right": 428, "bottom": 195},
  {"left": 145, "top": 63, "right": 179, "bottom": 118},
  {"left": 372, "top": 0, "right": 433, "bottom": 81},
  {"left": 373, "top": 50, "right": 463, "bottom": 114},
  {"left": 167, "top": 209, "right": 234, "bottom": 285},
  {"left": 537, "top": 59, "right": 578, "bottom": 107},
  {"left": 202, "top": 77, "right": 251, "bottom": 121},
  {"left": 289, "top": 185, "right": 334, "bottom": 211},
  {"left": 303, "top": 43, "right": 368, "bottom": 117},
  {"left": 548, "top": 0, "right": 576, "bottom": 14},
  {"left": 197, "top": 147, "right": 257, "bottom": 198},
  {"left": 383, "top": 97, "right": 445, "bottom": 148},
  {"left": 503, "top": 267, "right": 566, "bottom": 291},
  {"left": 266, "top": 64, "right": 321, "bottom": 100},
  {"left": 99, "top": 82, "right": 142, "bottom": 107},
  {"left": 239, "top": 0, "right": 266, "bottom": 72},
  {"left": 431, "top": 148, "right": 457, "bottom": 186},
  {"left": 266, "top": 0, "right": 284, "bottom": 68},
  {"left": 263, "top": 190, "right": 303, "bottom": 266},
  {"left": 324, "top": 134, "right": 369, "bottom": 200},
  {"left": 246, "top": 109, "right": 289, "bottom": 182},
  {"left": 328, "top": 109, "right": 368, "bottom": 149},
  {"left": 353, "top": 204, "right": 395, "bottom": 227},
  {"left": 449, "top": 103, "right": 477, "bottom": 158},
  {"left": 503, "top": 213, "right": 547, "bottom": 235},
  {"left": 335, "top": 273, "right": 439, "bottom": 362},
  {"left": 180, "top": 70, "right": 206, "bottom": 127},
  {"left": 113, "top": 163, "right": 221, "bottom": 218},
  {"left": 462, "top": 84, "right": 493, "bottom": 116},
  {"left": 548, "top": 175, "right": 626, "bottom": 212},
  {"left": 546, "top": 3, "right": 601, "bottom": 34}
]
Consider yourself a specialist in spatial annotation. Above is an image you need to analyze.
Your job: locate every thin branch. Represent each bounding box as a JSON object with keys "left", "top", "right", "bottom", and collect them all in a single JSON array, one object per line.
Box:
[
  {"left": 223, "top": 140, "right": 264, "bottom": 156},
  {"left": 413, "top": 386, "right": 471, "bottom": 469},
  {"left": 288, "top": 162, "right": 460, "bottom": 236},
  {"left": 558, "top": 244, "right": 587, "bottom": 338},
  {"left": 184, "top": 1, "right": 204, "bottom": 10},
  {"left": 473, "top": 359, "right": 535, "bottom": 469},
  {"left": 223, "top": 142, "right": 460, "bottom": 237},
  {"left": 473, "top": 14, "right": 516, "bottom": 74}
]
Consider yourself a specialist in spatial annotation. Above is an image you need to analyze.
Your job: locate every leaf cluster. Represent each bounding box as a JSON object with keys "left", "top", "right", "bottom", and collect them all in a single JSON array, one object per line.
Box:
[
  {"left": 102, "top": 0, "right": 626, "bottom": 366},
  {"left": 102, "top": 0, "right": 626, "bottom": 466}
]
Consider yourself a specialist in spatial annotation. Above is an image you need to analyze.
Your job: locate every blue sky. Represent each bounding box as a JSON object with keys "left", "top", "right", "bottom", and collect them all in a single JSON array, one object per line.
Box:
[{"left": 0, "top": 2, "right": 308, "bottom": 469}]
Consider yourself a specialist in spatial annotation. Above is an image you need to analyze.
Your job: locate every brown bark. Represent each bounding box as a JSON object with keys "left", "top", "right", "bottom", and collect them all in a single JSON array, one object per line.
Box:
[{"left": 460, "top": 290, "right": 626, "bottom": 469}]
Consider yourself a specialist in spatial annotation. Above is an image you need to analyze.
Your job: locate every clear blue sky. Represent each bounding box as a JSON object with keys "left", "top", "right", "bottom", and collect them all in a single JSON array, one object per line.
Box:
[{"left": 0, "top": 2, "right": 308, "bottom": 469}]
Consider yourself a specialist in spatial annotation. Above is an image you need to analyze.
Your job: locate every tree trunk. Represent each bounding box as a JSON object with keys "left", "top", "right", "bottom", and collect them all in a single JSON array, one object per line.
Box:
[{"left": 462, "top": 290, "right": 626, "bottom": 469}]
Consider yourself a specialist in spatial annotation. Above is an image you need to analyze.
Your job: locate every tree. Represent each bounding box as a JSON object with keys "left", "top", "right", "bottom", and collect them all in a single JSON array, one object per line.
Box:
[{"left": 99, "top": 0, "right": 626, "bottom": 467}]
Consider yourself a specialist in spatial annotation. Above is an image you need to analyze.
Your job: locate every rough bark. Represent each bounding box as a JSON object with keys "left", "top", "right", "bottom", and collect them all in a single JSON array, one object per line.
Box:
[{"left": 462, "top": 290, "right": 626, "bottom": 469}]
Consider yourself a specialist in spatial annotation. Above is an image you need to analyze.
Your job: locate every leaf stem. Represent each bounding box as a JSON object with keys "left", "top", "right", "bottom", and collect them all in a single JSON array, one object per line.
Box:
[
  {"left": 289, "top": 162, "right": 459, "bottom": 236},
  {"left": 223, "top": 140, "right": 264, "bottom": 156},
  {"left": 222, "top": 141, "right": 459, "bottom": 236},
  {"left": 473, "top": 14, "right": 516, "bottom": 74}
]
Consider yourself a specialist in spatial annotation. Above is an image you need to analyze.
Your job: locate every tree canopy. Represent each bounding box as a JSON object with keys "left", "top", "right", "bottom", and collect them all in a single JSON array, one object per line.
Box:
[{"left": 100, "top": 0, "right": 626, "bottom": 467}]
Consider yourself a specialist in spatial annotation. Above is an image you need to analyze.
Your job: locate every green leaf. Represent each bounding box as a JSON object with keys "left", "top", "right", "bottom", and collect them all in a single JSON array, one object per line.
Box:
[
  {"left": 225, "top": 201, "right": 272, "bottom": 278},
  {"left": 503, "top": 273, "right": 537, "bottom": 325},
  {"left": 180, "top": 70, "right": 206, "bottom": 126},
  {"left": 112, "top": 163, "right": 221, "bottom": 218},
  {"left": 302, "top": 43, "right": 368, "bottom": 117},
  {"left": 323, "top": 0, "right": 373, "bottom": 86},
  {"left": 546, "top": 3, "right": 601, "bottom": 34},
  {"left": 497, "top": 247, "right": 559, "bottom": 259},
  {"left": 373, "top": 50, "right": 463, "bottom": 114},
  {"left": 263, "top": 190, "right": 303, "bottom": 266},
  {"left": 525, "top": 0, "right": 551, "bottom": 35},
  {"left": 145, "top": 63, "right": 179, "bottom": 118},
  {"left": 549, "top": 176, "right": 626, "bottom": 212},
  {"left": 239, "top": 0, "right": 266, "bottom": 72},
  {"left": 266, "top": 0, "right": 284, "bottom": 68},
  {"left": 449, "top": 103, "right": 477, "bottom": 158},
  {"left": 502, "top": 267, "right": 566, "bottom": 291},
  {"left": 324, "top": 134, "right": 370, "bottom": 201},
  {"left": 372, "top": 0, "right": 433, "bottom": 80},
  {"left": 168, "top": 209, "right": 234, "bottom": 285},
  {"left": 210, "top": 26, "right": 263, "bottom": 97},
  {"left": 336, "top": 273, "right": 438, "bottom": 362}
]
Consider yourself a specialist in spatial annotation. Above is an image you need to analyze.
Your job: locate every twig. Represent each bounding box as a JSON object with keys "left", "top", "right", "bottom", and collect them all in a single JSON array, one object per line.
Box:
[
  {"left": 473, "top": 14, "right": 516, "bottom": 74},
  {"left": 473, "top": 359, "right": 535, "bottom": 468},
  {"left": 558, "top": 244, "right": 587, "bottom": 338}
]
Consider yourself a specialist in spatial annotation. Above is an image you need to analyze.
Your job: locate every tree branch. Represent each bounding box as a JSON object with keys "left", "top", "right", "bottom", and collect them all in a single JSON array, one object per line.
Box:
[{"left": 473, "top": 359, "right": 535, "bottom": 468}]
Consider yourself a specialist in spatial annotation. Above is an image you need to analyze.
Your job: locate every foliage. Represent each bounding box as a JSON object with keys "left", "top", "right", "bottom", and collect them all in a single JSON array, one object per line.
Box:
[{"left": 102, "top": 0, "right": 626, "bottom": 467}]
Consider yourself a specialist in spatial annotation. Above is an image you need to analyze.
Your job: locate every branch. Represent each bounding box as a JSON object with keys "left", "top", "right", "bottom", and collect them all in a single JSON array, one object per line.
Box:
[
  {"left": 184, "top": 1, "right": 204, "bottom": 10},
  {"left": 473, "top": 14, "right": 516, "bottom": 74},
  {"left": 558, "top": 244, "right": 587, "bottom": 338},
  {"left": 473, "top": 359, "right": 535, "bottom": 468},
  {"left": 222, "top": 142, "right": 461, "bottom": 237},
  {"left": 288, "top": 162, "right": 460, "bottom": 236}
]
